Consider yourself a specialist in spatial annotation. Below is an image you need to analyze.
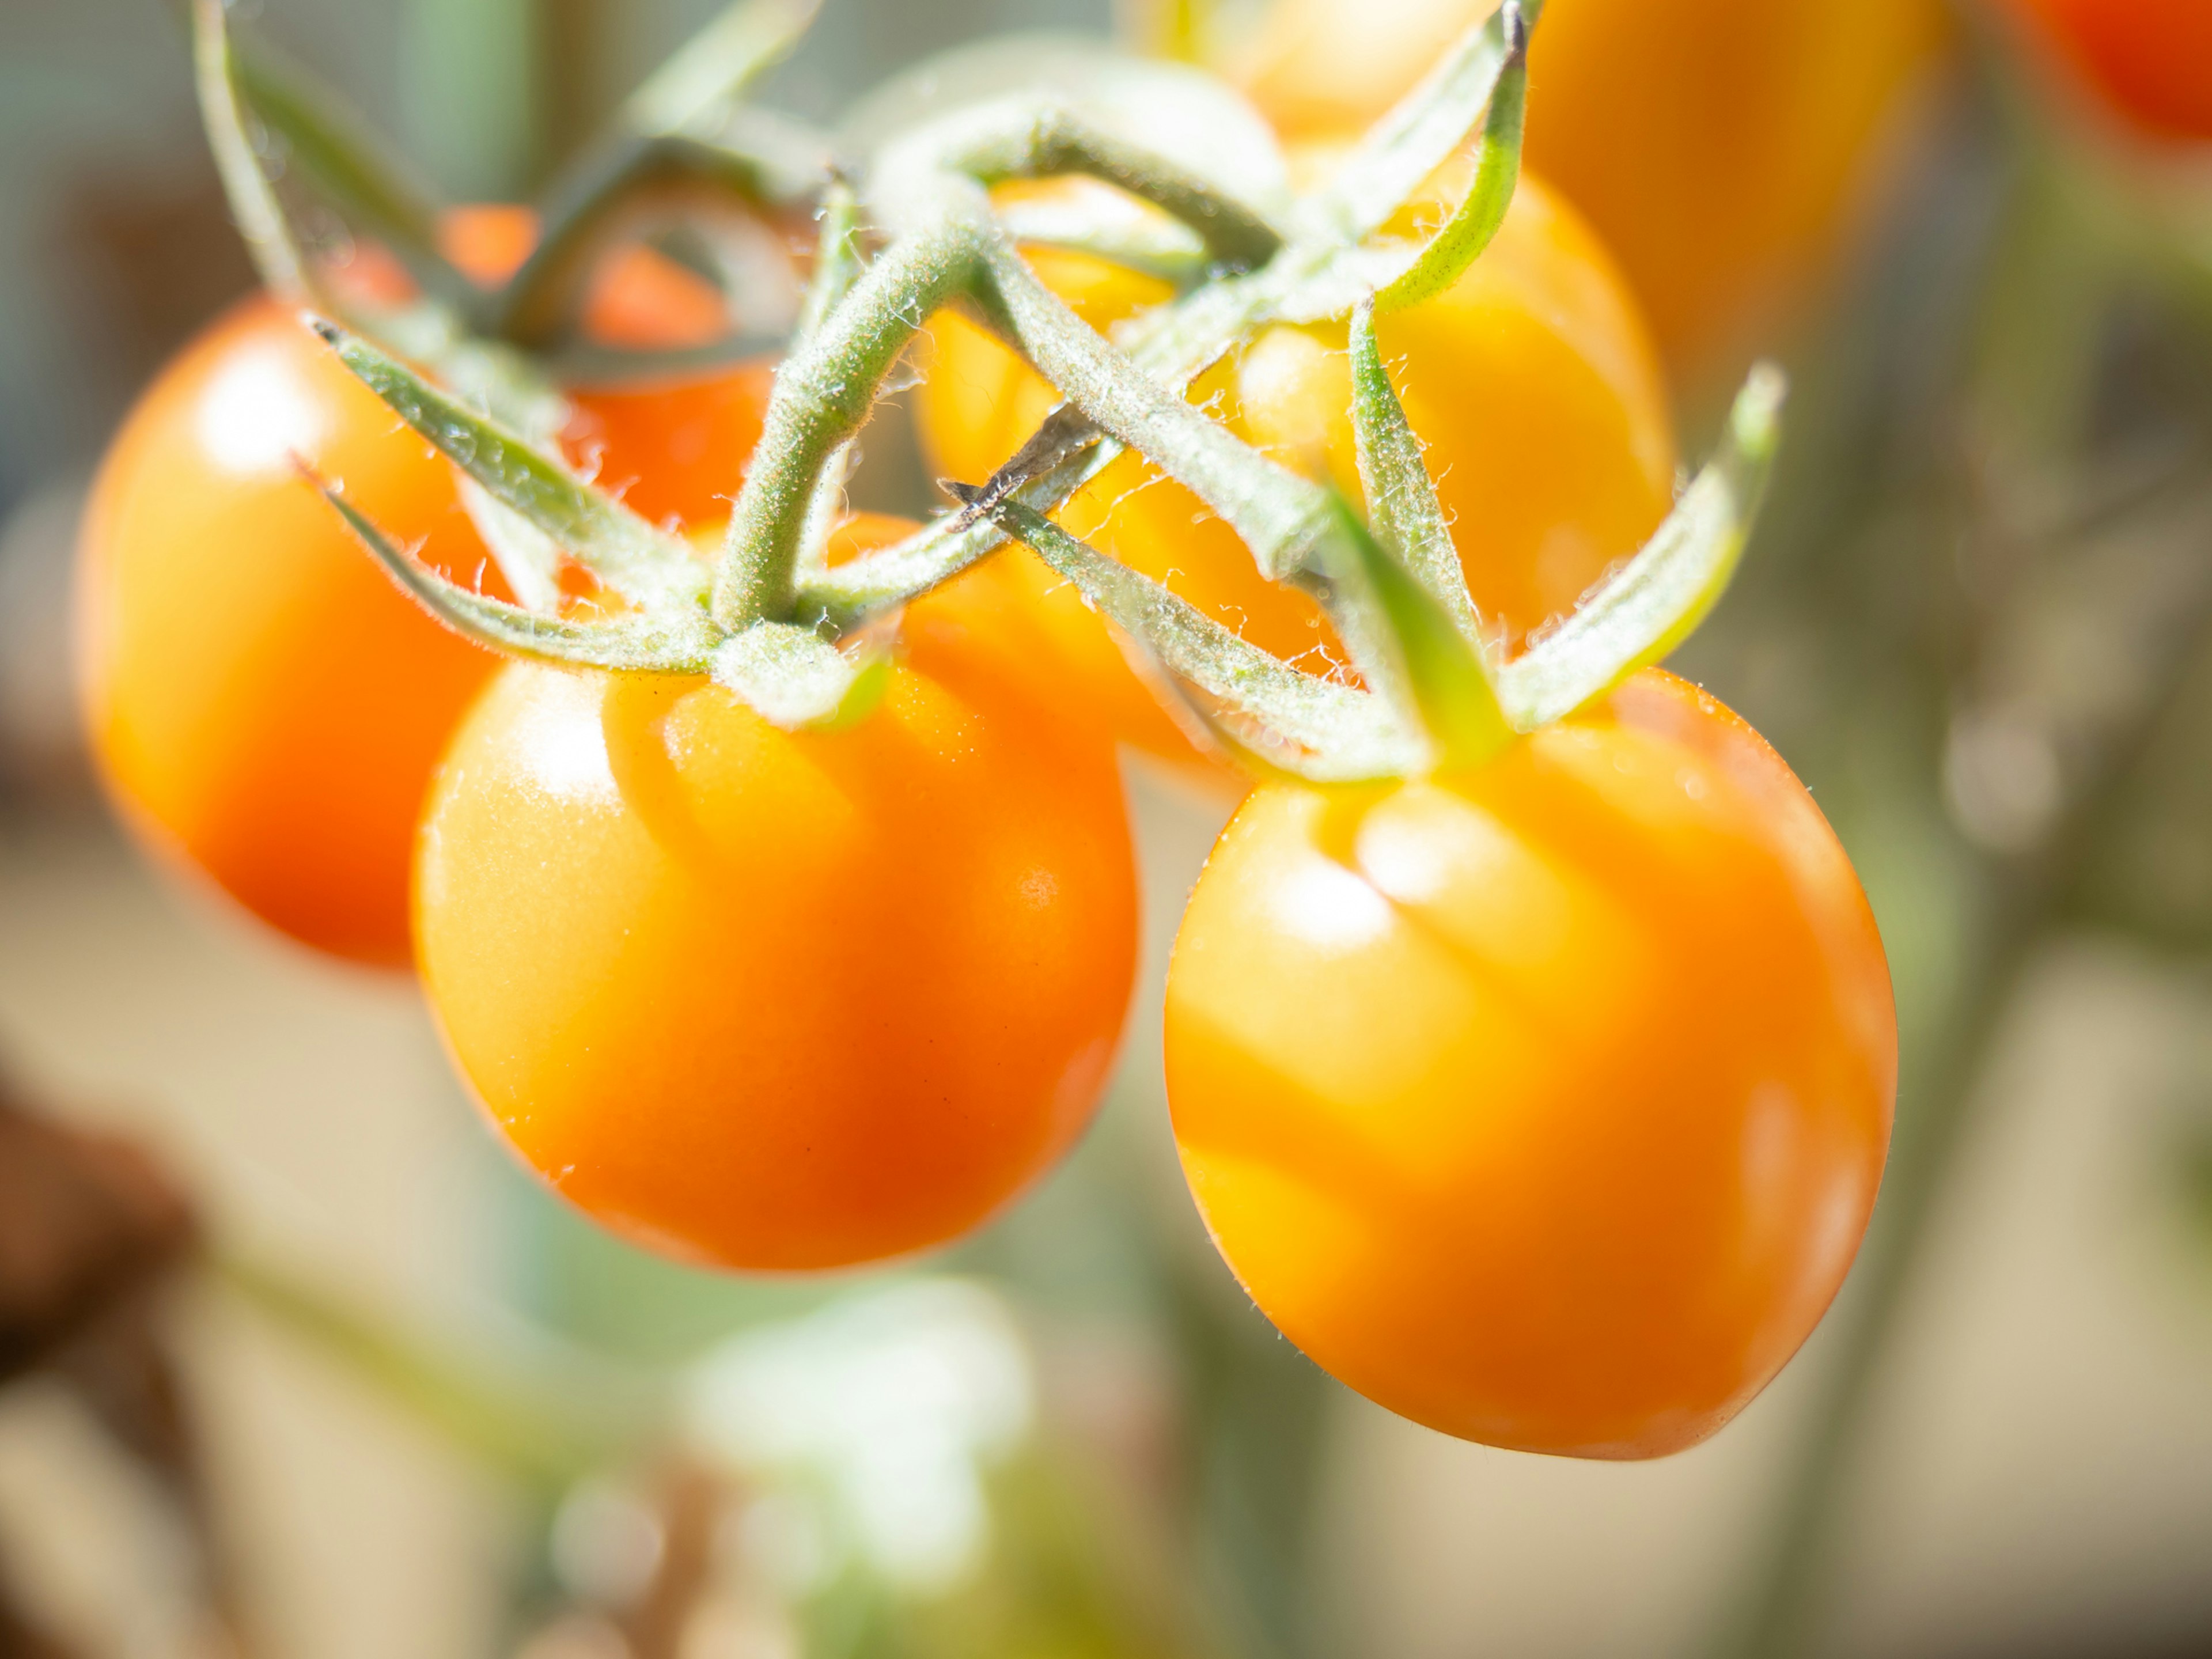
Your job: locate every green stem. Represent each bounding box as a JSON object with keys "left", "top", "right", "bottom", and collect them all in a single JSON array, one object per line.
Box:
[
  {"left": 713, "top": 211, "right": 984, "bottom": 627},
  {"left": 493, "top": 132, "right": 801, "bottom": 349}
]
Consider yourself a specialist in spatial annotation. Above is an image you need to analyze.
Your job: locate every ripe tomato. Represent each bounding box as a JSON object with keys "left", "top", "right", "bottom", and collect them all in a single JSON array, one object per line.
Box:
[
  {"left": 435, "top": 204, "right": 781, "bottom": 530},
  {"left": 1164, "top": 671, "right": 1895, "bottom": 1457},
  {"left": 78, "top": 297, "right": 503, "bottom": 967},
  {"left": 915, "top": 171, "right": 1676, "bottom": 769},
  {"left": 414, "top": 536, "right": 1140, "bottom": 1270},
  {"left": 2005, "top": 0, "right": 2212, "bottom": 142},
  {"left": 1236, "top": 0, "right": 1948, "bottom": 379},
  {"left": 78, "top": 213, "right": 781, "bottom": 967}
]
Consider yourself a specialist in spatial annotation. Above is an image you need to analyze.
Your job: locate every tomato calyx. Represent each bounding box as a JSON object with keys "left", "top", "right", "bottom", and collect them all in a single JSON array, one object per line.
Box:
[{"left": 266, "top": 0, "right": 1777, "bottom": 745}]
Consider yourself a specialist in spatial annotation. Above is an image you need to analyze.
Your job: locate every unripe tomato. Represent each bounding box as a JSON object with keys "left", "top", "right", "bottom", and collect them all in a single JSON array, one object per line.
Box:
[
  {"left": 2003, "top": 0, "right": 2212, "bottom": 143},
  {"left": 1164, "top": 671, "right": 1895, "bottom": 1457},
  {"left": 414, "top": 563, "right": 1141, "bottom": 1270},
  {"left": 78, "top": 214, "right": 780, "bottom": 967},
  {"left": 1237, "top": 0, "right": 1947, "bottom": 379},
  {"left": 915, "top": 172, "right": 1675, "bottom": 768}
]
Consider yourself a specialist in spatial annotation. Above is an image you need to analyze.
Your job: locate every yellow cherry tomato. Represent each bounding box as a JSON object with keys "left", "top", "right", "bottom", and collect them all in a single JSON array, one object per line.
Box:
[
  {"left": 915, "top": 171, "right": 1676, "bottom": 768},
  {"left": 1165, "top": 671, "right": 1896, "bottom": 1457},
  {"left": 1236, "top": 0, "right": 1949, "bottom": 380},
  {"left": 415, "top": 518, "right": 1140, "bottom": 1271}
]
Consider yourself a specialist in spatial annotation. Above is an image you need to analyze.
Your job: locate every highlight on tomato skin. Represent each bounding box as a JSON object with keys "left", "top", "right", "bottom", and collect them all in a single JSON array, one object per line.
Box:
[
  {"left": 73, "top": 207, "right": 786, "bottom": 968},
  {"left": 412, "top": 634, "right": 1143, "bottom": 1274},
  {"left": 75, "top": 296, "right": 505, "bottom": 969},
  {"left": 1162, "top": 669, "right": 1897, "bottom": 1459},
  {"left": 914, "top": 170, "right": 1677, "bottom": 773}
]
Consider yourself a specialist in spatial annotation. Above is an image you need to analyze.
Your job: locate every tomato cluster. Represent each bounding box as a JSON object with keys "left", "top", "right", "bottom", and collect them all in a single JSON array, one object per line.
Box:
[
  {"left": 1236, "top": 0, "right": 1948, "bottom": 381},
  {"left": 77, "top": 1, "right": 1899, "bottom": 1460}
]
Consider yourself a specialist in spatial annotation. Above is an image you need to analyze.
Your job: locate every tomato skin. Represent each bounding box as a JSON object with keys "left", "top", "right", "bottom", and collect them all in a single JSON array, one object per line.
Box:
[
  {"left": 1238, "top": 0, "right": 1946, "bottom": 379},
  {"left": 414, "top": 609, "right": 1139, "bottom": 1271},
  {"left": 915, "top": 174, "right": 1675, "bottom": 768},
  {"left": 78, "top": 297, "right": 502, "bottom": 967},
  {"left": 1164, "top": 671, "right": 1895, "bottom": 1457},
  {"left": 2008, "top": 0, "right": 2212, "bottom": 142},
  {"left": 78, "top": 210, "right": 779, "bottom": 965}
]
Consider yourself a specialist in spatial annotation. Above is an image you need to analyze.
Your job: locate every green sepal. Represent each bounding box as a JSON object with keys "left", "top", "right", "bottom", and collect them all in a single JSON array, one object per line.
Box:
[
  {"left": 1304, "top": 0, "right": 1545, "bottom": 247},
  {"left": 711, "top": 621, "right": 888, "bottom": 729},
  {"left": 1501, "top": 363, "right": 1787, "bottom": 729},
  {"left": 193, "top": 0, "right": 312, "bottom": 304},
  {"left": 228, "top": 33, "right": 476, "bottom": 317},
  {"left": 312, "top": 320, "right": 707, "bottom": 611},
  {"left": 620, "top": 0, "right": 825, "bottom": 138},
  {"left": 1327, "top": 494, "right": 1513, "bottom": 771},
  {"left": 454, "top": 481, "right": 566, "bottom": 615},
  {"left": 312, "top": 473, "right": 712, "bottom": 672},
  {"left": 1373, "top": 0, "right": 1530, "bottom": 315},
  {"left": 961, "top": 488, "right": 1413, "bottom": 782},
  {"left": 1346, "top": 300, "right": 1483, "bottom": 642}
]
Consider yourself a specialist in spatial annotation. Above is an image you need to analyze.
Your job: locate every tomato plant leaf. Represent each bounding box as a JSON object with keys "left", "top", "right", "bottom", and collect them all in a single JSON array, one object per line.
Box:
[{"left": 1502, "top": 364, "right": 1787, "bottom": 729}]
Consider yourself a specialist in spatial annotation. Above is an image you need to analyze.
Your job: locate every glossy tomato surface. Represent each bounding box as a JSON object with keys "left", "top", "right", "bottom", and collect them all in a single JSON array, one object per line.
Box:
[
  {"left": 2010, "top": 0, "right": 2212, "bottom": 142},
  {"left": 1238, "top": 0, "right": 1947, "bottom": 378},
  {"left": 415, "top": 619, "right": 1140, "bottom": 1271},
  {"left": 915, "top": 172, "right": 1675, "bottom": 767},
  {"left": 1164, "top": 671, "right": 1895, "bottom": 1457},
  {"left": 78, "top": 297, "right": 501, "bottom": 967},
  {"left": 78, "top": 211, "right": 780, "bottom": 966}
]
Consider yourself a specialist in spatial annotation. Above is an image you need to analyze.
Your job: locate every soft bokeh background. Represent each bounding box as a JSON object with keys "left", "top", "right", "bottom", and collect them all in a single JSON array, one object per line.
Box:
[{"left": 4, "top": 2, "right": 2212, "bottom": 1657}]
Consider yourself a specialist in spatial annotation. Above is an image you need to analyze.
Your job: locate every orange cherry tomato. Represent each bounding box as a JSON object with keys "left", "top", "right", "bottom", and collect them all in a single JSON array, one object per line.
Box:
[
  {"left": 414, "top": 517, "right": 1140, "bottom": 1271},
  {"left": 1235, "top": 0, "right": 1948, "bottom": 381},
  {"left": 436, "top": 204, "right": 781, "bottom": 530},
  {"left": 78, "top": 211, "right": 782, "bottom": 967},
  {"left": 1164, "top": 670, "right": 1895, "bottom": 1457},
  {"left": 78, "top": 297, "right": 502, "bottom": 967},
  {"left": 914, "top": 172, "right": 1675, "bottom": 770},
  {"left": 2005, "top": 0, "right": 2212, "bottom": 142}
]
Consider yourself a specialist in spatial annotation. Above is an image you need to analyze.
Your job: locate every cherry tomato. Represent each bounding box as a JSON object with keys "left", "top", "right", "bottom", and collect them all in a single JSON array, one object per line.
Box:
[
  {"left": 1164, "top": 670, "right": 1895, "bottom": 1457},
  {"left": 78, "top": 211, "right": 782, "bottom": 967},
  {"left": 2005, "top": 0, "right": 2212, "bottom": 142},
  {"left": 414, "top": 521, "right": 1140, "bottom": 1270},
  {"left": 78, "top": 297, "right": 503, "bottom": 967},
  {"left": 915, "top": 172, "right": 1676, "bottom": 770},
  {"left": 437, "top": 204, "right": 781, "bottom": 530},
  {"left": 1236, "top": 0, "right": 1948, "bottom": 380}
]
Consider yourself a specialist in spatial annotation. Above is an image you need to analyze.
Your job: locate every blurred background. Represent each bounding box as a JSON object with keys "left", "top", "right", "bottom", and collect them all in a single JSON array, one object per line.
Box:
[{"left": 5, "top": 1, "right": 2212, "bottom": 1656}]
